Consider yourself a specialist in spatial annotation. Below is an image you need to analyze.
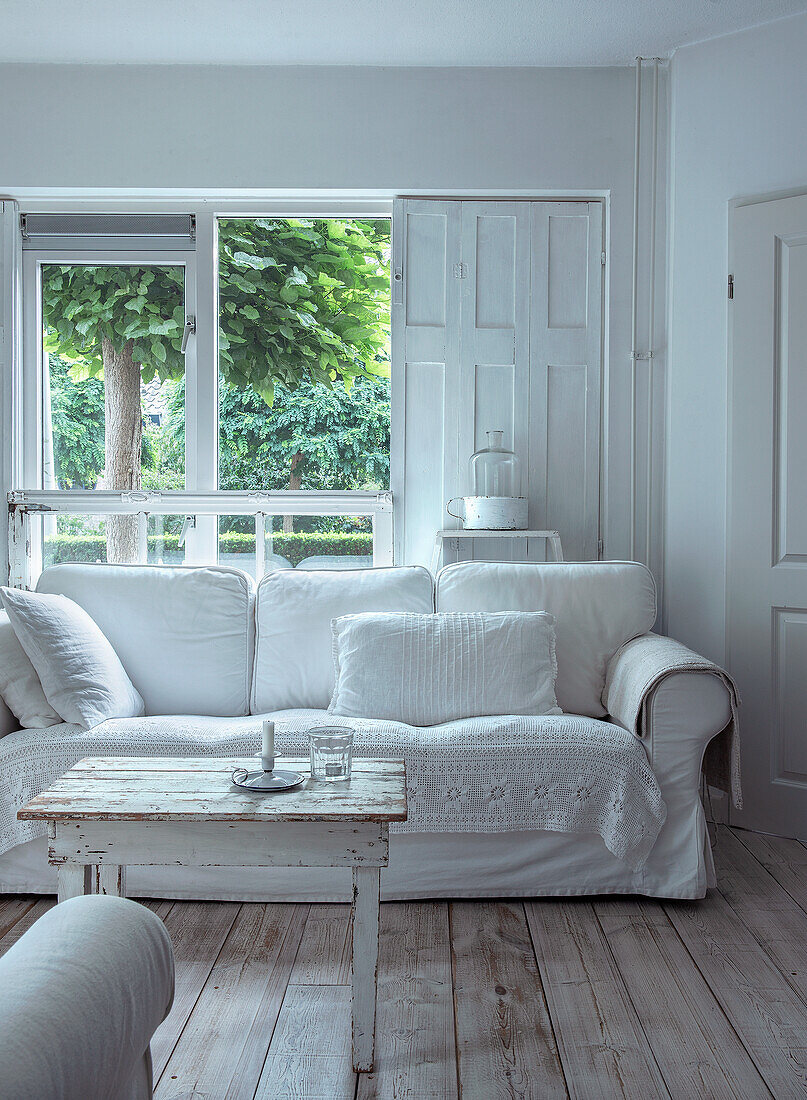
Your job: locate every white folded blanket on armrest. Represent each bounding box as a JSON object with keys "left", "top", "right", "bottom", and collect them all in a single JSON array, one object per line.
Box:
[{"left": 604, "top": 632, "right": 742, "bottom": 809}]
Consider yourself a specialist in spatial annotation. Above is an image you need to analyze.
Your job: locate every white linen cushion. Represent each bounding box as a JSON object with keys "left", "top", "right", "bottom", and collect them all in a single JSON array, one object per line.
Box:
[
  {"left": 0, "top": 611, "right": 61, "bottom": 729},
  {"left": 252, "top": 566, "right": 434, "bottom": 712},
  {"left": 436, "top": 561, "right": 656, "bottom": 718},
  {"left": 0, "top": 587, "right": 144, "bottom": 730},
  {"left": 36, "top": 564, "right": 254, "bottom": 716},
  {"left": 328, "top": 611, "right": 561, "bottom": 725}
]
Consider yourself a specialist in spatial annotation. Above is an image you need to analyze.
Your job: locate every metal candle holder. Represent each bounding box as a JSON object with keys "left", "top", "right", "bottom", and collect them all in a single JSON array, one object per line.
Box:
[{"left": 231, "top": 752, "right": 304, "bottom": 792}]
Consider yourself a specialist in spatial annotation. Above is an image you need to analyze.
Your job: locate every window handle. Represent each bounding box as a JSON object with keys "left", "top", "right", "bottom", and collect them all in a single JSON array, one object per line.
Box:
[
  {"left": 178, "top": 514, "right": 196, "bottom": 547},
  {"left": 181, "top": 316, "right": 196, "bottom": 354}
]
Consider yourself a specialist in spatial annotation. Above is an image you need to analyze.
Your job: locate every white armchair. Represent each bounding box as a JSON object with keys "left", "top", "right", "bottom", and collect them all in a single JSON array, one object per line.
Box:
[{"left": 0, "top": 894, "right": 174, "bottom": 1100}]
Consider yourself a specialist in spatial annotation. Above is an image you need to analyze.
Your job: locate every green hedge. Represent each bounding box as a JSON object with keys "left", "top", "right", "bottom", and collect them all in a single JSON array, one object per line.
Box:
[{"left": 44, "top": 531, "right": 373, "bottom": 569}]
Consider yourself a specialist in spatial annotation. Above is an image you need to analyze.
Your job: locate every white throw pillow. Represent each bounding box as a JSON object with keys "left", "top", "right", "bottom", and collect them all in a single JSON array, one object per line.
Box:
[
  {"left": 0, "top": 611, "right": 62, "bottom": 728},
  {"left": 328, "top": 611, "right": 561, "bottom": 726},
  {"left": 0, "top": 587, "right": 145, "bottom": 730}
]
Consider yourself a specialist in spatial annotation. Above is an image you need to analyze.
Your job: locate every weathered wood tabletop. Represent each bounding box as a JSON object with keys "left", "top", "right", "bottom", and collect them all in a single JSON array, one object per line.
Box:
[{"left": 18, "top": 756, "right": 408, "bottom": 823}]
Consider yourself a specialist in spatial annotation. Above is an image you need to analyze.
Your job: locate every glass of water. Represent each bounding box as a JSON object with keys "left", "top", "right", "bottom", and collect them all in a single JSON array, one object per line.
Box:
[{"left": 308, "top": 726, "right": 354, "bottom": 782}]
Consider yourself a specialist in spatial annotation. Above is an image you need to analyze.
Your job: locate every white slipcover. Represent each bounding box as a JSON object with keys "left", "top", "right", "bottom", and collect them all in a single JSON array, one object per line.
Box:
[
  {"left": 0, "top": 895, "right": 173, "bottom": 1100},
  {"left": 37, "top": 564, "right": 254, "bottom": 717},
  {"left": 436, "top": 561, "right": 656, "bottom": 717},
  {"left": 252, "top": 565, "right": 434, "bottom": 711}
]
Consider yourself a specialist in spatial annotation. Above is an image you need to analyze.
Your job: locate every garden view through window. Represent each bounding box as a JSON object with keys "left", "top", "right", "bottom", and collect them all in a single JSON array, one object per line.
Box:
[{"left": 40, "top": 217, "right": 391, "bottom": 573}]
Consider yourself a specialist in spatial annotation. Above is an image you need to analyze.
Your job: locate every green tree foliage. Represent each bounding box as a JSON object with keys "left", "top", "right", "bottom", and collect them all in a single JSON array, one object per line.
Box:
[
  {"left": 47, "top": 354, "right": 105, "bottom": 489},
  {"left": 218, "top": 218, "right": 390, "bottom": 403},
  {"left": 217, "top": 376, "right": 390, "bottom": 492},
  {"left": 41, "top": 218, "right": 390, "bottom": 398}
]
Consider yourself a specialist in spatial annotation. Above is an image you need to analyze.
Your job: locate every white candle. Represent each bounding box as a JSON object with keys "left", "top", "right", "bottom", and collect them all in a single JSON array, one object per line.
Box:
[{"left": 261, "top": 719, "right": 275, "bottom": 771}]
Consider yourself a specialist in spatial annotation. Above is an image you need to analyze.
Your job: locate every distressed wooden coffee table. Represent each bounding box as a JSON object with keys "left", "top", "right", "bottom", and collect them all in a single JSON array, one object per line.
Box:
[{"left": 19, "top": 755, "right": 407, "bottom": 1072}]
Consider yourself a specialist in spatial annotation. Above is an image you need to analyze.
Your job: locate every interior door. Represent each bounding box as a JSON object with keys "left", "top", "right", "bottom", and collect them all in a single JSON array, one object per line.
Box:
[
  {"left": 392, "top": 198, "right": 603, "bottom": 568},
  {"left": 728, "top": 191, "right": 807, "bottom": 838}
]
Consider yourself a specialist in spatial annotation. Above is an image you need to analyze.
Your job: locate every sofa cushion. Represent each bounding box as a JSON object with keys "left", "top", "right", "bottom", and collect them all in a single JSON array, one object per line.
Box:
[
  {"left": 252, "top": 566, "right": 434, "bottom": 712},
  {"left": 436, "top": 561, "right": 656, "bottom": 718},
  {"left": 36, "top": 564, "right": 254, "bottom": 717}
]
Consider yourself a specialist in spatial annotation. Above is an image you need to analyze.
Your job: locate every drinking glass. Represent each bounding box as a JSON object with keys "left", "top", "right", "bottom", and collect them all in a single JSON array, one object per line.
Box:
[{"left": 308, "top": 727, "right": 354, "bottom": 782}]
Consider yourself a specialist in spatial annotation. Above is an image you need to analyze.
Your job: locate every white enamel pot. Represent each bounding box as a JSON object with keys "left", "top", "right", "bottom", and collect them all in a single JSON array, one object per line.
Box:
[{"left": 445, "top": 495, "right": 529, "bottom": 530}]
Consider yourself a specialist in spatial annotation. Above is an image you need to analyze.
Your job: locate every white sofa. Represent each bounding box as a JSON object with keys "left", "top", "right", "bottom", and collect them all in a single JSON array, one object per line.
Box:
[{"left": 0, "top": 560, "right": 733, "bottom": 900}]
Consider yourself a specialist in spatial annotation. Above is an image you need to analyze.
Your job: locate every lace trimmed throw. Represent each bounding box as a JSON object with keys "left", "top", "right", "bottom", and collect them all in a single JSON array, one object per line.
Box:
[{"left": 1, "top": 711, "right": 666, "bottom": 871}]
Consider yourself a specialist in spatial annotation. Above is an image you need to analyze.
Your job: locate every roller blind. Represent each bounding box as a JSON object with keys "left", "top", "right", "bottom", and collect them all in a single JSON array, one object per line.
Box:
[{"left": 20, "top": 213, "right": 196, "bottom": 251}]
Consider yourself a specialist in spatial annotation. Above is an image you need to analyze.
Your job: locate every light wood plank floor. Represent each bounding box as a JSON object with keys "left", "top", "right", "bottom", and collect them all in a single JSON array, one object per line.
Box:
[{"left": 2, "top": 825, "right": 807, "bottom": 1099}]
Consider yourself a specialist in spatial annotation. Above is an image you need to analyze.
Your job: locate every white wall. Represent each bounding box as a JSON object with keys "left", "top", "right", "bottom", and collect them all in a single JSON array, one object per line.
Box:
[
  {"left": 666, "top": 13, "right": 807, "bottom": 660},
  {"left": 0, "top": 63, "right": 655, "bottom": 574}
]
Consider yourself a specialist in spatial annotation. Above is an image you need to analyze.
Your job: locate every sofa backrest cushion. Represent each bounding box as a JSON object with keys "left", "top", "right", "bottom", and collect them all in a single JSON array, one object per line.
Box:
[
  {"left": 252, "top": 566, "right": 434, "bottom": 712},
  {"left": 36, "top": 564, "right": 254, "bottom": 717},
  {"left": 436, "top": 561, "right": 656, "bottom": 718}
]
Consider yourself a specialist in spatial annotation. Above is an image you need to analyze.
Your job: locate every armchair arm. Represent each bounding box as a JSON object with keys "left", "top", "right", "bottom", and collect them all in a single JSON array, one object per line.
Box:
[
  {"left": 604, "top": 632, "right": 739, "bottom": 808},
  {"left": 0, "top": 895, "right": 174, "bottom": 1100}
]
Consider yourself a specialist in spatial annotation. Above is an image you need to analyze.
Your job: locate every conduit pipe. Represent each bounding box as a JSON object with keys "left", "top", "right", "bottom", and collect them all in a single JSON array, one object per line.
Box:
[
  {"left": 630, "top": 56, "right": 662, "bottom": 564},
  {"left": 630, "top": 57, "right": 642, "bottom": 560}
]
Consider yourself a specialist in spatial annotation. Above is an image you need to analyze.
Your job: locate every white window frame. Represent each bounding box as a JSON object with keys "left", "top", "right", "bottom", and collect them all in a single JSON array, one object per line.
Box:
[{"left": 11, "top": 205, "right": 395, "bottom": 582}]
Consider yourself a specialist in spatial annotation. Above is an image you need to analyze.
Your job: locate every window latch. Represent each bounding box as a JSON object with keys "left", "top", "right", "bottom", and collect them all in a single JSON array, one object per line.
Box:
[
  {"left": 178, "top": 514, "right": 196, "bottom": 547},
  {"left": 181, "top": 316, "right": 196, "bottom": 354}
]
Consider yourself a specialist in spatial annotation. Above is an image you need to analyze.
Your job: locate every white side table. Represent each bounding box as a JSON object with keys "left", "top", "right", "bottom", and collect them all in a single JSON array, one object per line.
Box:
[{"left": 430, "top": 529, "right": 564, "bottom": 574}]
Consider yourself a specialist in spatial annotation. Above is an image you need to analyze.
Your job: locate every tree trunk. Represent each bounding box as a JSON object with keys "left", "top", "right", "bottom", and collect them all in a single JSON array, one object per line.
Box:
[
  {"left": 283, "top": 451, "right": 303, "bottom": 534},
  {"left": 102, "top": 336, "right": 141, "bottom": 563}
]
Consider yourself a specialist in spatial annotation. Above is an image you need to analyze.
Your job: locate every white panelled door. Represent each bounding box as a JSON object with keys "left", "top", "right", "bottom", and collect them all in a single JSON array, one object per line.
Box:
[
  {"left": 729, "top": 192, "right": 807, "bottom": 839},
  {"left": 392, "top": 198, "right": 603, "bottom": 566}
]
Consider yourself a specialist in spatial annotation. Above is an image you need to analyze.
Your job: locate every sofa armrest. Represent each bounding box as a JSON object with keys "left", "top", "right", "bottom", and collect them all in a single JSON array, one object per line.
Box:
[
  {"left": 0, "top": 895, "right": 174, "bottom": 1100},
  {"left": 604, "top": 632, "right": 734, "bottom": 791}
]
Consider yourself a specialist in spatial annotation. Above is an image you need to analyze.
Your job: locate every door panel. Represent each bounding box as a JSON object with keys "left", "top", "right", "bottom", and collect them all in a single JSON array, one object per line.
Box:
[
  {"left": 729, "top": 192, "right": 807, "bottom": 837},
  {"left": 530, "top": 203, "right": 602, "bottom": 561},
  {"left": 392, "top": 201, "right": 460, "bottom": 568}
]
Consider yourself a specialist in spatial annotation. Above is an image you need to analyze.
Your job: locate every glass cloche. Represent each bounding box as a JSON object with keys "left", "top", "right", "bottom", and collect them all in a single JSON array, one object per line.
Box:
[{"left": 469, "top": 431, "right": 522, "bottom": 497}]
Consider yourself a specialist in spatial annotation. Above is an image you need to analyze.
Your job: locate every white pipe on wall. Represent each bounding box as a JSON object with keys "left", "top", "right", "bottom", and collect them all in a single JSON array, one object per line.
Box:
[
  {"left": 630, "top": 56, "right": 663, "bottom": 568},
  {"left": 645, "top": 58, "right": 660, "bottom": 566},
  {"left": 630, "top": 57, "right": 642, "bottom": 561}
]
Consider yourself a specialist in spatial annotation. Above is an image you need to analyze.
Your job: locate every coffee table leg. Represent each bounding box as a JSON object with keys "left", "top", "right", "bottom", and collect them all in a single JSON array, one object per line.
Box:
[
  {"left": 57, "top": 864, "right": 92, "bottom": 903},
  {"left": 92, "top": 865, "right": 127, "bottom": 897},
  {"left": 351, "top": 865, "right": 380, "bottom": 1072}
]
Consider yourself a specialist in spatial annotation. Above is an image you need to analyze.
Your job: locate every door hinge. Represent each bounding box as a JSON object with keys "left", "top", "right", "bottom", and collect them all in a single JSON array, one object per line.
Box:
[
  {"left": 597, "top": 538, "right": 604, "bottom": 559},
  {"left": 601, "top": 251, "right": 606, "bottom": 266},
  {"left": 19, "top": 214, "right": 28, "bottom": 239},
  {"left": 452, "top": 261, "right": 469, "bottom": 280},
  {"left": 727, "top": 273, "right": 734, "bottom": 300}
]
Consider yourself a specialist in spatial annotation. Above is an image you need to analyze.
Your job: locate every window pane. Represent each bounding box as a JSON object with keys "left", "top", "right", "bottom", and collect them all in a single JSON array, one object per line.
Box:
[
  {"left": 218, "top": 514, "right": 257, "bottom": 577},
  {"left": 42, "top": 264, "right": 186, "bottom": 496},
  {"left": 147, "top": 514, "right": 188, "bottom": 566},
  {"left": 217, "top": 218, "right": 390, "bottom": 493},
  {"left": 42, "top": 514, "right": 110, "bottom": 569},
  {"left": 267, "top": 515, "right": 373, "bottom": 570}
]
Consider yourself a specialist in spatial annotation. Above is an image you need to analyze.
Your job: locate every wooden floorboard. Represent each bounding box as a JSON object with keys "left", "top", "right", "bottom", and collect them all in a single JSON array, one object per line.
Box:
[
  {"left": 730, "top": 826, "right": 807, "bottom": 914},
  {"left": 155, "top": 902, "right": 308, "bottom": 1099},
  {"left": 3, "top": 831, "right": 807, "bottom": 1098},
  {"left": 525, "top": 899, "right": 669, "bottom": 1099},
  {"left": 357, "top": 901, "right": 457, "bottom": 1100},
  {"left": 594, "top": 899, "right": 773, "bottom": 1098},
  {"left": 149, "top": 899, "right": 242, "bottom": 1081},
  {"left": 451, "top": 900, "right": 567, "bottom": 1099}
]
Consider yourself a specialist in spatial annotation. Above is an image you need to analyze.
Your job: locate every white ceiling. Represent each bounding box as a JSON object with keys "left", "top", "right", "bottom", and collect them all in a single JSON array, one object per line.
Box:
[{"left": 2, "top": 0, "right": 807, "bottom": 67}]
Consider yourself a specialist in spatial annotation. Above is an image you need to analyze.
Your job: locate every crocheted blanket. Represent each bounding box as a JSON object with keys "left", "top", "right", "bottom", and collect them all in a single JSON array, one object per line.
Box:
[{"left": 1, "top": 710, "right": 667, "bottom": 871}]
